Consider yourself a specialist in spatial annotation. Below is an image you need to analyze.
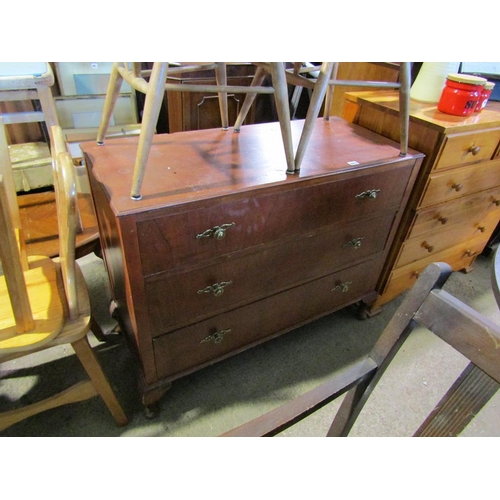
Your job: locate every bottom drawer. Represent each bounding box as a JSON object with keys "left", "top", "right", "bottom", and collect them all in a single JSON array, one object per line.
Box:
[
  {"left": 375, "top": 236, "right": 487, "bottom": 309},
  {"left": 153, "top": 257, "right": 382, "bottom": 380}
]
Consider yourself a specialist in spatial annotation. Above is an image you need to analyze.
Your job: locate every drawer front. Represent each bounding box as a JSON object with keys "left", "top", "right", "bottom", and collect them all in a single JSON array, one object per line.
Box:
[
  {"left": 145, "top": 213, "right": 395, "bottom": 334},
  {"left": 153, "top": 257, "right": 381, "bottom": 379},
  {"left": 137, "top": 162, "right": 415, "bottom": 276},
  {"left": 377, "top": 237, "right": 487, "bottom": 306},
  {"left": 395, "top": 210, "right": 499, "bottom": 268},
  {"left": 409, "top": 186, "right": 500, "bottom": 238},
  {"left": 420, "top": 158, "right": 500, "bottom": 208},
  {"left": 434, "top": 128, "right": 500, "bottom": 171}
]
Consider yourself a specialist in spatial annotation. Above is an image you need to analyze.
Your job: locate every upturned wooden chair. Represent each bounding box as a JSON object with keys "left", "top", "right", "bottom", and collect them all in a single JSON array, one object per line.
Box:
[
  {"left": 96, "top": 62, "right": 294, "bottom": 200},
  {"left": 221, "top": 260, "right": 500, "bottom": 437},
  {"left": 0, "top": 125, "right": 128, "bottom": 432},
  {"left": 235, "top": 62, "right": 411, "bottom": 172}
]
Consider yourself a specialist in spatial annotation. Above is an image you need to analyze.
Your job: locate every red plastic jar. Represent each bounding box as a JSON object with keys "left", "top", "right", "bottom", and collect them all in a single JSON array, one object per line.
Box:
[
  {"left": 438, "top": 73, "right": 487, "bottom": 116},
  {"left": 475, "top": 81, "right": 496, "bottom": 112}
]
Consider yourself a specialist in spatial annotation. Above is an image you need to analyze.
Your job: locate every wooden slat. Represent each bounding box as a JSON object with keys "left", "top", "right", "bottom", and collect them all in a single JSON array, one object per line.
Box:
[
  {"left": 415, "top": 289, "right": 500, "bottom": 383},
  {"left": 414, "top": 363, "right": 499, "bottom": 436},
  {"left": 220, "top": 358, "right": 378, "bottom": 437}
]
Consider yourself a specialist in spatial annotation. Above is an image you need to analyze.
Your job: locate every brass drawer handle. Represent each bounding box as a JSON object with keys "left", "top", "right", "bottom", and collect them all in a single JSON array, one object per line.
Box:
[
  {"left": 197, "top": 281, "right": 233, "bottom": 297},
  {"left": 451, "top": 183, "right": 463, "bottom": 192},
  {"left": 467, "top": 145, "right": 481, "bottom": 156},
  {"left": 343, "top": 237, "right": 364, "bottom": 249},
  {"left": 355, "top": 189, "right": 380, "bottom": 200},
  {"left": 196, "top": 222, "right": 235, "bottom": 240},
  {"left": 422, "top": 241, "right": 434, "bottom": 253},
  {"left": 332, "top": 281, "right": 353, "bottom": 293},
  {"left": 201, "top": 328, "right": 232, "bottom": 345}
]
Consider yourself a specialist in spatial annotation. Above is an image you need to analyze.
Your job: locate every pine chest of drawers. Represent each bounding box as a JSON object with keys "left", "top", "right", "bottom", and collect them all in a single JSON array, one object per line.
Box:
[
  {"left": 344, "top": 91, "right": 500, "bottom": 313},
  {"left": 82, "top": 117, "right": 423, "bottom": 409}
]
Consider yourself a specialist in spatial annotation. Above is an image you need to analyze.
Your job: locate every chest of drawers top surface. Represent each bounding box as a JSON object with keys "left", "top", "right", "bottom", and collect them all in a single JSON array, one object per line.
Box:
[
  {"left": 346, "top": 90, "right": 500, "bottom": 134},
  {"left": 81, "top": 117, "right": 422, "bottom": 216}
]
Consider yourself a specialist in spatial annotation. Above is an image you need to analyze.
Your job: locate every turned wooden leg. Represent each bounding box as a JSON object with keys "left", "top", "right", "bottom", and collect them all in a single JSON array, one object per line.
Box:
[
  {"left": 295, "top": 62, "right": 334, "bottom": 172},
  {"left": 72, "top": 336, "right": 128, "bottom": 426},
  {"left": 398, "top": 62, "right": 411, "bottom": 156},
  {"left": 269, "top": 62, "right": 295, "bottom": 175},
  {"left": 234, "top": 66, "right": 267, "bottom": 132},
  {"left": 215, "top": 62, "right": 229, "bottom": 130},
  {"left": 97, "top": 62, "right": 124, "bottom": 145},
  {"left": 130, "top": 62, "right": 168, "bottom": 200}
]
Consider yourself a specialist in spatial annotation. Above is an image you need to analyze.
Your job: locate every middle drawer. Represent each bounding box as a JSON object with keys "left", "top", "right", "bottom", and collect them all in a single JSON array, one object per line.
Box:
[{"left": 145, "top": 212, "right": 395, "bottom": 334}]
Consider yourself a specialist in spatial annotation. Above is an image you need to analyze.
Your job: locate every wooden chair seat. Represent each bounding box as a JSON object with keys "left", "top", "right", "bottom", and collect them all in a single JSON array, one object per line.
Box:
[{"left": 0, "top": 125, "right": 127, "bottom": 432}]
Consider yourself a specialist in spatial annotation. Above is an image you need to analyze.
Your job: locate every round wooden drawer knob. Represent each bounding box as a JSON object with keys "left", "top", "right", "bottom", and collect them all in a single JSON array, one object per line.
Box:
[
  {"left": 422, "top": 241, "right": 434, "bottom": 252},
  {"left": 468, "top": 145, "right": 481, "bottom": 156},
  {"left": 451, "top": 183, "right": 463, "bottom": 192}
]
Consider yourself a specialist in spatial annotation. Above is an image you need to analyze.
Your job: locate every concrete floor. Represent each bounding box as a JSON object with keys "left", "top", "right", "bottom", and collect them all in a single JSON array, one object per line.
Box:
[{"left": 1, "top": 249, "right": 500, "bottom": 437}]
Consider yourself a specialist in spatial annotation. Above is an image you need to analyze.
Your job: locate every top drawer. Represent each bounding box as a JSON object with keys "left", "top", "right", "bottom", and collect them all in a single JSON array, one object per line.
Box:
[
  {"left": 434, "top": 128, "right": 500, "bottom": 171},
  {"left": 137, "top": 161, "right": 415, "bottom": 276}
]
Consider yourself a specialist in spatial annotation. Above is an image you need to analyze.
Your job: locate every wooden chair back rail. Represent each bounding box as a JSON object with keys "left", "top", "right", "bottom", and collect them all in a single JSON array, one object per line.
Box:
[{"left": 220, "top": 261, "right": 500, "bottom": 437}]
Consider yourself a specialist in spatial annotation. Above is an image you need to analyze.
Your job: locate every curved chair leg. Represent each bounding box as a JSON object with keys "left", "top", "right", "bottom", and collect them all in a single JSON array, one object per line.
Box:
[
  {"left": 97, "top": 62, "right": 124, "bottom": 145},
  {"left": 130, "top": 62, "right": 168, "bottom": 200},
  {"left": 269, "top": 62, "right": 295, "bottom": 175}
]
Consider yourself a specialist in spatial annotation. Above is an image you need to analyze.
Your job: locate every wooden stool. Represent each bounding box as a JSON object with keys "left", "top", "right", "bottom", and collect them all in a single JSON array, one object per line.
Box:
[
  {"left": 235, "top": 62, "right": 411, "bottom": 172},
  {"left": 97, "top": 62, "right": 294, "bottom": 200}
]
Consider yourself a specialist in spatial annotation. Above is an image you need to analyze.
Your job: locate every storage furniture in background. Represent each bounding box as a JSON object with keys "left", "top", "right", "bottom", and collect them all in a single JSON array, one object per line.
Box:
[
  {"left": 343, "top": 91, "right": 500, "bottom": 314},
  {"left": 82, "top": 117, "right": 423, "bottom": 413}
]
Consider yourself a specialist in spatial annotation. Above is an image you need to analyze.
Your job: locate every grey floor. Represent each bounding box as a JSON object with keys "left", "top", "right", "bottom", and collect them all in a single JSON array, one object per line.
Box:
[{"left": 1, "top": 249, "right": 500, "bottom": 437}]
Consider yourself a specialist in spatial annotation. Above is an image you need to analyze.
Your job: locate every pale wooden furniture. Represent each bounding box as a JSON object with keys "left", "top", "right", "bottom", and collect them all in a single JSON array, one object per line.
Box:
[
  {"left": 343, "top": 92, "right": 500, "bottom": 314},
  {"left": 82, "top": 117, "right": 423, "bottom": 413},
  {"left": 96, "top": 62, "right": 293, "bottom": 200},
  {"left": 0, "top": 126, "right": 128, "bottom": 431},
  {"left": 0, "top": 63, "right": 59, "bottom": 136},
  {"left": 221, "top": 261, "right": 500, "bottom": 436},
  {"left": 234, "top": 62, "right": 411, "bottom": 172}
]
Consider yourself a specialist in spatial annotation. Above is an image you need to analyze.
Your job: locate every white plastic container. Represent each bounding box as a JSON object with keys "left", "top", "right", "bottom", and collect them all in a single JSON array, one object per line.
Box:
[{"left": 410, "top": 62, "right": 460, "bottom": 103}]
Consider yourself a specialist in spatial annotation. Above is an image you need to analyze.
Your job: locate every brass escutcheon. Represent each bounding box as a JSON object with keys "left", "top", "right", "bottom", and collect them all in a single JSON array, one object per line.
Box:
[
  {"left": 343, "top": 237, "right": 364, "bottom": 249},
  {"left": 332, "top": 281, "right": 353, "bottom": 293},
  {"left": 196, "top": 222, "right": 235, "bottom": 240},
  {"left": 355, "top": 189, "right": 380, "bottom": 200},
  {"left": 197, "top": 281, "right": 233, "bottom": 297},
  {"left": 200, "top": 328, "right": 232, "bottom": 345}
]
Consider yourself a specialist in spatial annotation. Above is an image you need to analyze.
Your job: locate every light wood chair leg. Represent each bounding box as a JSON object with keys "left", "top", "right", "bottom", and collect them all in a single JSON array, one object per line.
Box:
[
  {"left": 37, "top": 86, "right": 59, "bottom": 130},
  {"left": 294, "top": 62, "right": 335, "bottom": 172},
  {"left": 398, "top": 62, "right": 411, "bottom": 156},
  {"left": 130, "top": 62, "right": 168, "bottom": 200},
  {"left": 215, "top": 63, "right": 229, "bottom": 130},
  {"left": 233, "top": 66, "right": 267, "bottom": 132},
  {"left": 97, "top": 63, "right": 124, "bottom": 144},
  {"left": 323, "top": 63, "right": 339, "bottom": 121},
  {"left": 269, "top": 62, "right": 295, "bottom": 175},
  {"left": 71, "top": 335, "right": 128, "bottom": 426}
]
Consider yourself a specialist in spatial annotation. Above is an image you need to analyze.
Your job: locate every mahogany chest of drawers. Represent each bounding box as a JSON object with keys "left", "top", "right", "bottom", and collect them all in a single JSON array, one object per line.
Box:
[
  {"left": 82, "top": 117, "right": 423, "bottom": 409},
  {"left": 344, "top": 92, "right": 500, "bottom": 313}
]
